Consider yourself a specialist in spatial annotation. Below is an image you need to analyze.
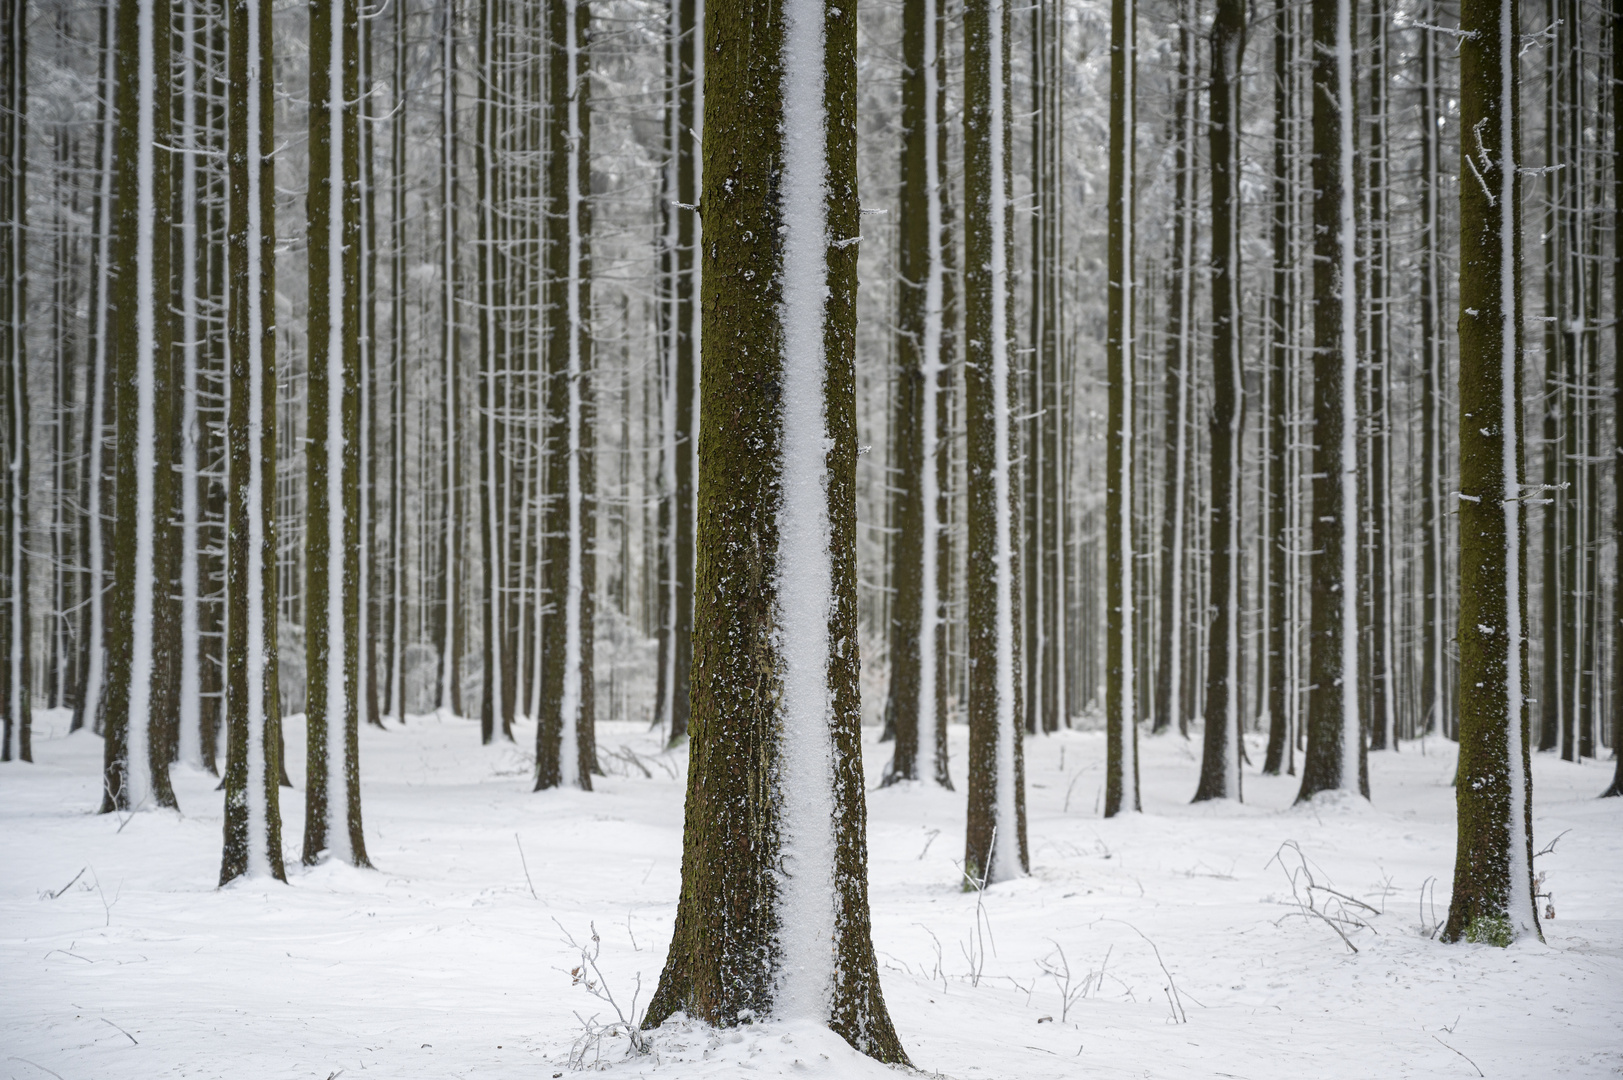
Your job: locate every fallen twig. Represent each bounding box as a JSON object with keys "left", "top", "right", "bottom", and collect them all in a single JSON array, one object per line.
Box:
[{"left": 1432, "top": 1035, "right": 1484, "bottom": 1077}]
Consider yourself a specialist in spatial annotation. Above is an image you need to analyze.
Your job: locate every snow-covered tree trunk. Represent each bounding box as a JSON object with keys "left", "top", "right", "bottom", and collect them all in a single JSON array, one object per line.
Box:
[
  {"left": 1153, "top": 0, "right": 1194, "bottom": 740},
  {"left": 176, "top": 0, "right": 205, "bottom": 771},
  {"left": 1104, "top": 0, "right": 1139, "bottom": 816},
  {"left": 537, "top": 0, "right": 597, "bottom": 790},
  {"left": 883, "top": 0, "right": 950, "bottom": 787},
  {"left": 1194, "top": 0, "right": 1244, "bottom": 802},
  {"left": 304, "top": 0, "right": 370, "bottom": 866},
  {"left": 1443, "top": 0, "right": 1540, "bottom": 942},
  {"left": 1297, "top": 0, "right": 1366, "bottom": 802},
  {"left": 1606, "top": 0, "right": 1623, "bottom": 799},
  {"left": 964, "top": 0, "right": 1028, "bottom": 877},
  {"left": 0, "top": 0, "right": 27, "bottom": 764},
  {"left": 642, "top": 0, "right": 906, "bottom": 1057},
  {"left": 1417, "top": 0, "right": 1448, "bottom": 740},
  {"left": 102, "top": 0, "right": 179, "bottom": 812},
  {"left": 219, "top": 0, "right": 287, "bottom": 883},
  {"left": 437, "top": 1, "right": 463, "bottom": 717},
  {"left": 1261, "top": 0, "right": 1292, "bottom": 775}
]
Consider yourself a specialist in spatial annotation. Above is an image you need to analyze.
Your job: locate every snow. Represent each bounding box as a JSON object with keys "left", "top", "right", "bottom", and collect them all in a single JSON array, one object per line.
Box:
[
  {"left": 774, "top": 0, "right": 837, "bottom": 1020},
  {"left": 5, "top": 711, "right": 1618, "bottom": 1078}
]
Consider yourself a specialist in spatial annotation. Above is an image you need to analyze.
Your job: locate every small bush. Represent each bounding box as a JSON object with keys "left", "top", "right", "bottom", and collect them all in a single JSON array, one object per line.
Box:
[{"left": 1465, "top": 914, "right": 1514, "bottom": 948}]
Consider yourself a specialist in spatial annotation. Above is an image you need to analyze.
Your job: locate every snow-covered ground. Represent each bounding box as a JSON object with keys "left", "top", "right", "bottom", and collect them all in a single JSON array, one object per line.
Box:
[{"left": 3, "top": 709, "right": 1619, "bottom": 1079}]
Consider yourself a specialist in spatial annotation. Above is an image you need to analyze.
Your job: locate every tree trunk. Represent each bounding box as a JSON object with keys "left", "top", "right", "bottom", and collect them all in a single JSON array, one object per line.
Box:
[
  {"left": 1104, "top": 0, "right": 1139, "bottom": 816},
  {"left": 1195, "top": 0, "right": 1244, "bottom": 802},
  {"left": 1261, "top": 0, "right": 1292, "bottom": 775},
  {"left": 0, "top": 0, "right": 27, "bottom": 764},
  {"left": 304, "top": 0, "right": 371, "bottom": 866},
  {"left": 220, "top": 0, "right": 288, "bottom": 883},
  {"left": 536, "top": 0, "right": 597, "bottom": 790},
  {"left": 1297, "top": 0, "right": 1367, "bottom": 802},
  {"left": 101, "top": 0, "right": 179, "bottom": 812},
  {"left": 642, "top": 0, "right": 907, "bottom": 1058},
  {"left": 1442, "top": 0, "right": 1540, "bottom": 943},
  {"left": 963, "top": 0, "right": 1028, "bottom": 877}
]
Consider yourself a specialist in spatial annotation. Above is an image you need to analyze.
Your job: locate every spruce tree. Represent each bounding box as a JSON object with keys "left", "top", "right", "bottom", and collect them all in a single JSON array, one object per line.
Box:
[
  {"left": 963, "top": 0, "right": 1029, "bottom": 876},
  {"left": 101, "top": 0, "right": 179, "bottom": 812},
  {"left": 1297, "top": 0, "right": 1367, "bottom": 802},
  {"left": 1195, "top": 0, "right": 1245, "bottom": 802},
  {"left": 1104, "top": 0, "right": 1139, "bottom": 815},
  {"left": 0, "top": 0, "right": 28, "bottom": 764},
  {"left": 220, "top": 0, "right": 288, "bottom": 884},
  {"left": 304, "top": 0, "right": 371, "bottom": 866},
  {"left": 1608, "top": 0, "right": 1623, "bottom": 800},
  {"left": 642, "top": 0, "right": 906, "bottom": 1057},
  {"left": 537, "top": 0, "right": 598, "bottom": 790},
  {"left": 1442, "top": 0, "right": 1540, "bottom": 942}
]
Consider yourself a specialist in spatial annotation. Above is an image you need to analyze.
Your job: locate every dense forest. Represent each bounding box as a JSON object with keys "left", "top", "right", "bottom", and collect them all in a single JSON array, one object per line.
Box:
[{"left": 0, "top": 0, "right": 1621, "bottom": 1064}]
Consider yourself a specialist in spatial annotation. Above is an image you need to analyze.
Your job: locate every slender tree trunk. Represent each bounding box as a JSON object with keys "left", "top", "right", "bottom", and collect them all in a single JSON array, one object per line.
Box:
[
  {"left": 1297, "top": 0, "right": 1367, "bottom": 802},
  {"left": 963, "top": 0, "right": 1028, "bottom": 877},
  {"left": 1195, "top": 0, "right": 1245, "bottom": 802},
  {"left": 0, "top": 0, "right": 27, "bottom": 764},
  {"left": 305, "top": 0, "right": 371, "bottom": 866},
  {"left": 1262, "top": 0, "right": 1292, "bottom": 775},
  {"left": 1154, "top": 0, "right": 1194, "bottom": 740},
  {"left": 1418, "top": 0, "right": 1449, "bottom": 740},
  {"left": 1365, "top": 0, "right": 1395, "bottom": 751},
  {"left": 101, "top": 0, "right": 179, "bottom": 812},
  {"left": 1604, "top": 0, "right": 1623, "bottom": 797},
  {"left": 1104, "top": 0, "right": 1139, "bottom": 815},
  {"left": 437, "top": 0, "right": 463, "bottom": 717},
  {"left": 642, "top": 0, "right": 906, "bottom": 1054},
  {"left": 536, "top": 0, "right": 597, "bottom": 789},
  {"left": 220, "top": 0, "right": 288, "bottom": 883},
  {"left": 1443, "top": 0, "right": 1540, "bottom": 942}
]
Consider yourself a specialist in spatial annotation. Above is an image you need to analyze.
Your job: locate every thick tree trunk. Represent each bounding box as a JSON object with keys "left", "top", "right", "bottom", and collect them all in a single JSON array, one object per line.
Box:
[
  {"left": 1261, "top": 0, "right": 1292, "bottom": 775},
  {"left": 219, "top": 0, "right": 288, "bottom": 883},
  {"left": 642, "top": 0, "right": 906, "bottom": 1058},
  {"left": 1443, "top": 0, "right": 1540, "bottom": 942}
]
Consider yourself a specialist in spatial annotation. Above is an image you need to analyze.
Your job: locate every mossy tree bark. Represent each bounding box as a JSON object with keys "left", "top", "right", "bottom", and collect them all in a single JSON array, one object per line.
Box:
[
  {"left": 536, "top": 0, "right": 597, "bottom": 790},
  {"left": 1194, "top": 0, "right": 1244, "bottom": 803},
  {"left": 964, "top": 0, "right": 1029, "bottom": 876},
  {"left": 0, "top": 0, "right": 28, "bottom": 764},
  {"left": 1296, "top": 0, "right": 1367, "bottom": 802},
  {"left": 1418, "top": 0, "right": 1450, "bottom": 740},
  {"left": 1442, "top": 0, "right": 1541, "bottom": 941},
  {"left": 1104, "top": 0, "right": 1139, "bottom": 816},
  {"left": 220, "top": 0, "right": 287, "bottom": 883},
  {"left": 101, "top": 0, "right": 179, "bottom": 813},
  {"left": 305, "top": 0, "right": 371, "bottom": 866},
  {"left": 643, "top": 0, "right": 906, "bottom": 1058}
]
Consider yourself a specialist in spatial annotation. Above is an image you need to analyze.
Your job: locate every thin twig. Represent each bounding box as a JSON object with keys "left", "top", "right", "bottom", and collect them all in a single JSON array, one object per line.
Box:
[
  {"left": 514, "top": 834, "right": 539, "bottom": 901},
  {"left": 1432, "top": 1035, "right": 1484, "bottom": 1077},
  {"left": 47, "top": 867, "right": 86, "bottom": 900},
  {"left": 100, "top": 1017, "right": 138, "bottom": 1045},
  {"left": 8, "top": 1057, "right": 67, "bottom": 1080}
]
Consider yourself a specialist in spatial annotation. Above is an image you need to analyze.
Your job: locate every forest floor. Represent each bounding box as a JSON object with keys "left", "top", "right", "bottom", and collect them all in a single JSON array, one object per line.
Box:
[{"left": 2, "top": 709, "right": 1620, "bottom": 1079}]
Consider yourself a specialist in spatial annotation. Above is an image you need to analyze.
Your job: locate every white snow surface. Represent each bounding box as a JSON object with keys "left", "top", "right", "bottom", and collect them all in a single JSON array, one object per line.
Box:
[{"left": 3, "top": 710, "right": 1620, "bottom": 1078}]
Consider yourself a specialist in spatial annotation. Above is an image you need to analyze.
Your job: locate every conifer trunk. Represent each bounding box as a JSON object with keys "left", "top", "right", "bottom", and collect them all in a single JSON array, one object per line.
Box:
[
  {"left": 1261, "top": 0, "right": 1292, "bottom": 775},
  {"left": 1297, "top": 0, "right": 1367, "bottom": 801},
  {"left": 220, "top": 0, "right": 287, "bottom": 883},
  {"left": 101, "top": 0, "right": 179, "bottom": 812},
  {"left": 1443, "top": 0, "right": 1540, "bottom": 941},
  {"left": 0, "top": 0, "right": 27, "bottom": 764},
  {"left": 1104, "top": 0, "right": 1139, "bottom": 815},
  {"left": 643, "top": 0, "right": 906, "bottom": 1056},
  {"left": 1195, "top": 0, "right": 1244, "bottom": 802},
  {"left": 305, "top": 0, "right": 371, "bottom": 865}
]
